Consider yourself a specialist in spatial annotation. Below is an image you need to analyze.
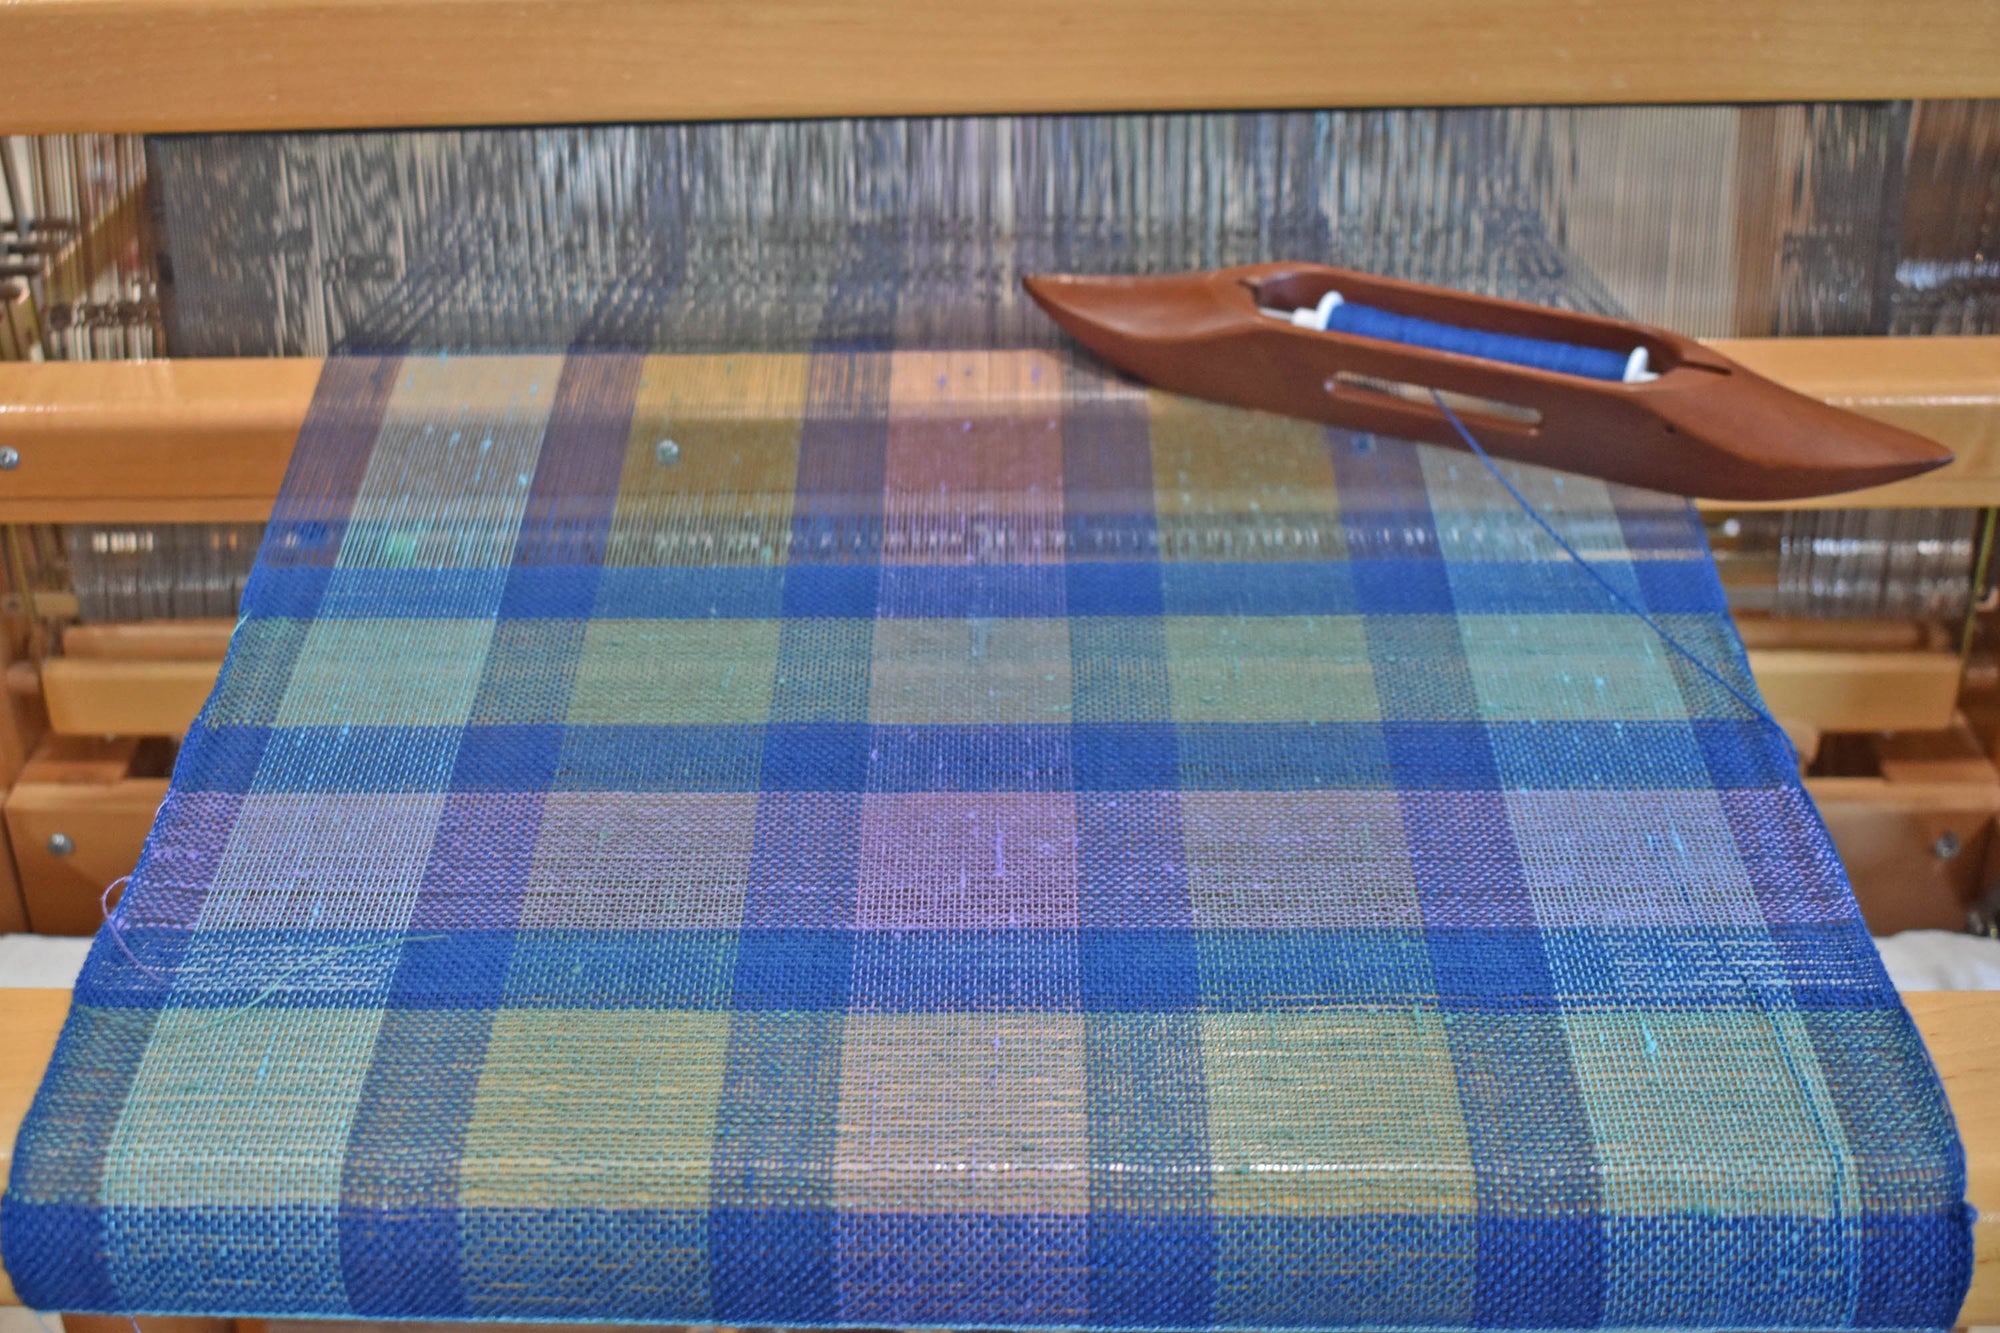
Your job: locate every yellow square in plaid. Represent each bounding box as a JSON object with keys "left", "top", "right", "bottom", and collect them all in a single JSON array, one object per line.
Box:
[
  {"left": 1149, "top": 396, "right": 1341, "bottom": 517},
  {"left": 608, "top": 355, "right": 810, "bottom": 568},
  {"left": 1164, "top": 615, "right": 1377, "bottom": 722},
  {"left": 462, "top": 1010, "right": 731, "bottom": 1210},
  {"left": 834, "top": 1013, "right": 1088, "bottom": 1215},
  {"left": 569, "top": 619, "right": 782, "bottom": 724},
  {"left": 1563, "top": 1009, "right": 1854, "bottom": 1218},
  {"left": 869, "top": 617, "right": 1073, "bottom": 725},
  {"left": 1461, "top": 615, "right": 1687, "bottom": 721},
  {"left": 1201, "top": 1010, "right": 1475, "bottom": 1216},
  {"left": 275, "top": 618, "right": 494, "bottom": 727},
  {"left": 104, "top": 1006, "right": 385, "bottom": 1208}
]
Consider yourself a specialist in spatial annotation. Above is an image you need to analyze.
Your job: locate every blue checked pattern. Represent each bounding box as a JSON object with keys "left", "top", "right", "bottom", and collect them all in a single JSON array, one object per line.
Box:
[{"left": 0, "top": 346, "right": 1971, "bottom": 1328}]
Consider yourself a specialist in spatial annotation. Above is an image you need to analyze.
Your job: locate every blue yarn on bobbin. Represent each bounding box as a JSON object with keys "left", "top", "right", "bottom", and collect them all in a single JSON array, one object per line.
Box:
[{"left": 1321, "top": 300, "right": 1630, "bottom": 381}]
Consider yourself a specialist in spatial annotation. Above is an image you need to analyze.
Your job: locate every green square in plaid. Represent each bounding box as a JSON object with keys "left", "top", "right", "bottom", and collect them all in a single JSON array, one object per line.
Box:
[
  {"left": 1419, "top": 450, "right": 1633, "bottom": 563},
  {"left": 277, "top": 619, "right": 497, "bottom": 727},
  {"left": 1564, "top": 1009, "right": 1857, "bottom": 1218},
  {"left": 203, "top": 619, "right": 310, "bottom": 726},
  {"left": 345, "top": 355, "right": 568, "bottom": 570},
  {"left": 1164, "top": 615, "right": 1378, "bottom": 723},
  {"left": 770, "top": 617, "right": 876, "bottom": 724},
  {"left": 870, "top": 618, "right": 1074, "bottom": 725},
  {"left": 1200, "top": 1009, "right": 1475, "bottom": 1216},
  {"left": 105, "top": 1007, "right": 386, "bottom": 1208},
  {"left": 462, "top": 1009, "right": 732, "bottom": 1210},
  {"left": 1068, "top": 617, "right": 1176, "bottom": 724},
  {"left": 471, "top": 619, "right": 590, "bottom": 725},
  {"left": 570, "top": 619, "right": 784, "bottom": 724},
  {"left": 1462, "top": 615, "right": 1692, "bottom": 722}
]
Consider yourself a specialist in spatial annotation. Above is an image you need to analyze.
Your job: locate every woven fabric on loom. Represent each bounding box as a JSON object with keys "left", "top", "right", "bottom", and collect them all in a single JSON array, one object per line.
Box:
[{"left": 0, "top": 347, "right": 1971, "bottom": 1327}]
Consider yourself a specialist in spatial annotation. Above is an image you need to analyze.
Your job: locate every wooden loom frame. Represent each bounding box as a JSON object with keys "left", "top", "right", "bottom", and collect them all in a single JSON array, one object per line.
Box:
[{"left": 2, "top": 0, "right": 2000, "bottom": 1317}]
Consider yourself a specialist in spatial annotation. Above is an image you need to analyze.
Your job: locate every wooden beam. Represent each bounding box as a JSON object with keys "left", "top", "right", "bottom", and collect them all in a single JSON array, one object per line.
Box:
[
  {"left": 40, "top": 658, "right": 222, "bottom": 737},
  {"left": 1, "top": 340, "right": 1996, "bottom": 523},
  {"left": 0, "top": 986, "right": 1992, "bottom": 1308},
  {"left": 1, "top": 0, "right": 1997, "bottom": 136},
  {"left": 65, "top": 619, "right": 238, "bottom": 662},
  {"left": 1709, "top": 337, "right": 2000, "bottom": 510},
  {"left": 0, "top": 358, "right": 314, "bottom": 523},
  {"left": 1748, "top": 649, "right": 1965, "bottom": 735}
]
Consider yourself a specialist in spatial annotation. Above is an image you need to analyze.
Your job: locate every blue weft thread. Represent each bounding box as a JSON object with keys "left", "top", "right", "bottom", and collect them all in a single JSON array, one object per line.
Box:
[
  {"left": 1330, "top": 301, "right": 1629, "bottom": 381},
  {"left": 1429, "top": 389, "right": 1798, "bottom": 760}
]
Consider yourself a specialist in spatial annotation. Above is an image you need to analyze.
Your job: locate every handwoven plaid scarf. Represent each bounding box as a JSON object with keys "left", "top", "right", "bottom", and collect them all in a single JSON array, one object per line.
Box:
[{"left": 1, "top": 345, "right": 1971, "bottom": 1327}]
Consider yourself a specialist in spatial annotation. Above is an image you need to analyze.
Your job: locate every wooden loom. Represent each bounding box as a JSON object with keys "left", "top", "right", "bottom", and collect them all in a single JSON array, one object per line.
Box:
[{"left": 2, "top": 0, "right": 2000, "bottom": 1317}]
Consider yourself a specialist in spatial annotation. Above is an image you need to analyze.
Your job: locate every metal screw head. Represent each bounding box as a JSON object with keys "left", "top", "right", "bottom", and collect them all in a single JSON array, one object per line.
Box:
[
  {"left": 1935, "top": 831, "right": 1963, "bottom": 860},
  {"left": 653, "top": 438, "right": 681, "bottom": 466},
  {"left": 0, "top": 447, "right": 19, "bottom": 471},
  {"left": 47, "top": 832, "right": 73, "bottom": 856}
]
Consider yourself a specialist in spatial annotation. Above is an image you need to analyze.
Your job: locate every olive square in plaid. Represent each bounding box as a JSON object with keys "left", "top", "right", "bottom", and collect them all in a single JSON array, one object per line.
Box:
[{"left": 0, "top": 349, "right": 1970, "bottom": 1328}]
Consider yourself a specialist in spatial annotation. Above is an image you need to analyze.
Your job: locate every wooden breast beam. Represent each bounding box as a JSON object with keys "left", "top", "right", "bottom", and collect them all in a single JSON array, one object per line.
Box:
[{"left": 0, "top": 340, "right": 1994, "bottom": 524}]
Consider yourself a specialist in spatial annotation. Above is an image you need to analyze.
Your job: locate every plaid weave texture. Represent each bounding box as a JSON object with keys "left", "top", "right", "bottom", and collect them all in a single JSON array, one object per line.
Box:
[{"left": 1, "top": 349, "right": 1971, "bottom": 1327}]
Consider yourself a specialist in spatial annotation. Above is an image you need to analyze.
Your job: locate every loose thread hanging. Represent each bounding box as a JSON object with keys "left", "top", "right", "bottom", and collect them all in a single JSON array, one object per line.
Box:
[
  {"left": 1429, "top": 389, "right": 1799, "bottom": 764},
  {"left": 161, "top": 934, "right": 449, "bottom": 1037},
  {"left": 100, "top": 868, "right": 447, "bottom": 1035},
  {"left": 99, "top": 874, "right": 170, "bottom": 985}
]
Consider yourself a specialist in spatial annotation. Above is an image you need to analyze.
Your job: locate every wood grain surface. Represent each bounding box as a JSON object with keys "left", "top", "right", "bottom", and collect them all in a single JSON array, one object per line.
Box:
[{"left": 1, "top": 0, "right": 1997, "bottom": 134}]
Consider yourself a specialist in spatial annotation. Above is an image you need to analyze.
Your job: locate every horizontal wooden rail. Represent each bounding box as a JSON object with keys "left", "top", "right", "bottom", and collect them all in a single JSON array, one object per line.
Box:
[
  {"left": 2, "top": 0, "right": 1998, "bottom": 135},
  {"left": 1709, "top": 338, "right": 2000, "bottom": 511},
  {"left": 40, "top": 659, "right": 223, "bottom": 737},
  {"left": 0, "top": 339, "right": 1995, "bottom": 523},
  {"left": 0, "top": 358, "right": 315, "bottom": 523},
  {"left": 1747, "top": 649, "right": 1965, "bottom": 734},
  {"left": 1, "top": 985, "right": 1994, "bottom": 1309}
]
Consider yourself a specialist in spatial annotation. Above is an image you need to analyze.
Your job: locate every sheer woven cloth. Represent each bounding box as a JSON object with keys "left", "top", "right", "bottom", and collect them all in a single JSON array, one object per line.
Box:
[{"left": 0, "top": 348, "right": 1970, "bottom": 1327}]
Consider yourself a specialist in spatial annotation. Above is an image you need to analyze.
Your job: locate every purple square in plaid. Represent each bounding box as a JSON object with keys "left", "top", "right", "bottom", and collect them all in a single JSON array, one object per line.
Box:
[{"left": 0, "top": 348, "right": 1969, "bottom": 1329}]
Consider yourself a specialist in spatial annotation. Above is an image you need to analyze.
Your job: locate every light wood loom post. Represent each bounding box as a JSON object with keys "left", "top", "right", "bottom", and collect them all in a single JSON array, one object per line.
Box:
[{"left": 0, "top": 610, "right": 47, "bottom": 933}]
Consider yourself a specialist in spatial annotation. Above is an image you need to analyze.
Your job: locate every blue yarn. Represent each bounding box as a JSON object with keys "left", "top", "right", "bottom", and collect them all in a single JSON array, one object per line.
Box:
[
  {"left": 1324, "top": 301, "right": 1629, "bottom": 381},
  {"left": 1428, "top": 389, "right": 1798, "bottom": 761}
]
